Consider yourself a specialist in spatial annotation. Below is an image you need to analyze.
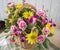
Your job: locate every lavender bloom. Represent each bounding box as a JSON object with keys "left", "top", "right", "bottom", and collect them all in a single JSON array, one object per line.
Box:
[
  {"left": 24, "top": 19, "right": 29, "bottom": 23},
  {"left": 49, "top": 19, "right": 56, "bottom": 27},
  {"left": 14, "top": 28, "right": 21, "bottom": 35},
  {"left": 10, "top": 25, "right": 21, "bottom": 35},
  {"left": 40, "top": 18, "right": 48, "bottom": 25},
  {"left": 21, "top": 36, "right": 26, "bottom": 42}
]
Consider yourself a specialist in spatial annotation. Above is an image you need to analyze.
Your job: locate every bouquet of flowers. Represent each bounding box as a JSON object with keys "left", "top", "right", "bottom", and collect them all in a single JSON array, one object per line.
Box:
[{"left": 5, "top": 2, "right": 56, "bottom": 50}]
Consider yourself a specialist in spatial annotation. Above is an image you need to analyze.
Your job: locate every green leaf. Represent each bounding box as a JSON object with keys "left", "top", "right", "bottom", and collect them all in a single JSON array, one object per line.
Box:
[
  {"left": 36, "top": 21, "right": 44, "bottom": 29},
  {"left": 37, "top": 44, "right": 44, "bottom": 50},
  {"left": 4, "top": 29, "right": 10, "bottom": 33},
  {"left": 36, "top": 26, "right": 42, "bottom": 35},
  {"left": 25, "top": 27, "right": 31, "bottom": 33},
  {"left": 48, "top": 33, "right": 54, "bottom": 37},
  {"left": 43, "top": 38, "right": 49, "bottom": 49}
]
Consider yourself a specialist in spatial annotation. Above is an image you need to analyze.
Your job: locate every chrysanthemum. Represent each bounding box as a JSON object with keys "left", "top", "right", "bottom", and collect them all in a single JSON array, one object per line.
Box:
[
  {"left": 23, "top": 11, "right": 34, "bottom": 19},
  {"left": 15, "top": 3, "right": 23, "bottom": 9},
  {"left": 26, "top": 31, "right": 38, "bottom": 44}
]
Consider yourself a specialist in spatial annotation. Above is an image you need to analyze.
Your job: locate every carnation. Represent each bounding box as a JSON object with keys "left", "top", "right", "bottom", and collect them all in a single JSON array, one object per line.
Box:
[{"left": 36, "top": 9, "right": 46, "bottom": 18}]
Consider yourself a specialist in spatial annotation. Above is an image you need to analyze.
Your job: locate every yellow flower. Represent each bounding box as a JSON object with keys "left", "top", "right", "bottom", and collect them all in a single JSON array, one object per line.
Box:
[
  {"left": 46, "top": 23, "right": 51, "bottom": 28},
  {"left": 23, "top": 11, "right": 34, "bottom": 19},
  {"left": 50, "top": 26, "right": 54, "bottom": 34},
  {"left": 15, "top": 3, "right": 23, "bottom": 9},
  {"left": 46, "top": 23, "right": 54, "bottom": 33},
  {"left": 6, "top": 7, "right": 11, "bottom": 12},
  {"left": 9, "top": 19, "right": 13, "bottom": 24},
  {"left": 26, "top": 31, "right": 38, "bottom": 44}
]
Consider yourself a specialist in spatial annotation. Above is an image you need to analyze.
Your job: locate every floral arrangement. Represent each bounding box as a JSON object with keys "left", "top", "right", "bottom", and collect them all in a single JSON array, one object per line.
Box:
[{"left": 5, "top": 2, "right": 56, "bottom": 50}]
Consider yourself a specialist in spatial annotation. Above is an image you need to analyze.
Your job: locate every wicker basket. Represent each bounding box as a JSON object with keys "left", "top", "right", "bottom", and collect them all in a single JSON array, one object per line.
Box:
[{"left": 14, "top": 35, "right": 35, "bottom": 50}]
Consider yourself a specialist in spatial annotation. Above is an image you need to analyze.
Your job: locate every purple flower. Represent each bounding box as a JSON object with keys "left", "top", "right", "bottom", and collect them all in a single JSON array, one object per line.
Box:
[
  {"left": 14, "top": 29, "right": 21, "bottom": 35},
  {"left": 24, "top": 19, "right": 29, "bottom": 23},
  {"left": 29, "top": 15, "right": 38, "bottom": 24},
  {"left": 10, "top": 25, "right": 21, "bottom": 35},
  {"left": 40, "top": 18, "right": 48, "bottom": 25},
  {"left": 49, "top": 19, "right": 56, "bottom": 27},
  {"left": 21, "top": 36, "right": 26, "bottom": 42}
]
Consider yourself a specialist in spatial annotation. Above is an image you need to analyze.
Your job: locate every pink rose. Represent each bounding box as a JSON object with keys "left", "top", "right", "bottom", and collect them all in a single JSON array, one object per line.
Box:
[
  {"left": 17, "top": 18, "right": 23, "bottom": 25},
  {"left": 43, "top": 27, "right": 50, "bottom": 37},
  {"left": 18, "top": 21, "right": 27, "bottom": 30},
  {"left": 17, "top": 18, "right": 27, "bottom": 30},
  {"left": 36, "top": 9, "right": 45, "bottom": 17},
  {"left": 37, "top": 35, "right": 45, "bottom": 44},
  {"left": 8, "top": 2, "right": 14, "bottom": 8}
]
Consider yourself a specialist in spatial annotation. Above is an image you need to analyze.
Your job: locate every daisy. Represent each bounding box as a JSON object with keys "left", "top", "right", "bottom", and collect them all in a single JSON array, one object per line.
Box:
[
  {"left": 26, "top": 31, "right": 38, "bottom": 44},
  {"left": 23, "top": 11, "right": 34, "bottom": 19}
]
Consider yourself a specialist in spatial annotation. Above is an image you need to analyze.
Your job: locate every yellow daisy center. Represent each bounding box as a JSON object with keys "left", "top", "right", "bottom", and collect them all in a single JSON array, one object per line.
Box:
[{"left": 23, "top": 11, "right": 34, "bottom": 19}]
